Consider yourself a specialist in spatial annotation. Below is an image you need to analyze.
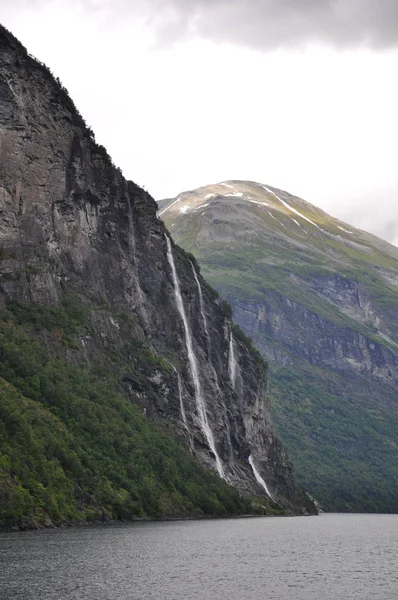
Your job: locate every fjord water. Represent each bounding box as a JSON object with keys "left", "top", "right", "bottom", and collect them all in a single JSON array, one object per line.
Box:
[{"left": 1, "top": 514, "right": 397, "bottom": 600}]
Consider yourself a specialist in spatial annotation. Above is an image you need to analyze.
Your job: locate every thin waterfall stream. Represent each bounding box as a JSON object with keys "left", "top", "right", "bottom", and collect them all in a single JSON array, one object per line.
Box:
[
  {"left": 228, "top": 333, "right": 237, "bottom": 389},
  {"left": 228, "top": 332, "right": 244, "bottom": 404},
  {"left": 249, "top": 454, "right": 273, "bottom": 500},
  {"left": 190, "top": 261, "right": 235, "bottom": 461},
  {"left": 166, "top": 362, "right": 189, "bottom": 428},
  {"left": 176, "top": 371, "right": 188, "bottom": 427},
  {"left": 168, "top": 362, "right": 194, "bottom": 450},
  {"left": 165, "top": 235, "right": 224, "bottom": 478},
  {"left": 190, "top": 261, "right": 211, "bottom": 357},
  {"left": 127, "top": 199, "right": 149, "bottom": 328},
  {"left": 229, "top": 333, "right": 272, "bottom": 497}
]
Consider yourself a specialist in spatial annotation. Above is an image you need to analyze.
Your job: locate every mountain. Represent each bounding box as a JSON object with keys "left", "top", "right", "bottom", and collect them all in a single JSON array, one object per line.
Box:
[
  {"left": 159, "top": 180, "right": 398, "bottom": 512},
  {"left": 0, "top": 26, "right": 315, "bottom": 528}
]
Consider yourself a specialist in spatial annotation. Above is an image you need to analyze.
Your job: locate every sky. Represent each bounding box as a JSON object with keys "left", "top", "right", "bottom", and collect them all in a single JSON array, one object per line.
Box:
[{"left": 1, "top": 0, "right": 398, "bottom": 245}]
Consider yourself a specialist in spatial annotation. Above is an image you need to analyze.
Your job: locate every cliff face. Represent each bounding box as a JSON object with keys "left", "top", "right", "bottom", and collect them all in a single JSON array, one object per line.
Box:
[
  {"left": 0, "top": 26, "right": 313, "bottom": 521},
  {"left": 159, "top": 180, "right": 398, "bottom": 512},
  {"left": 235, "top": 288, "right": 398, "bottom": 397}
]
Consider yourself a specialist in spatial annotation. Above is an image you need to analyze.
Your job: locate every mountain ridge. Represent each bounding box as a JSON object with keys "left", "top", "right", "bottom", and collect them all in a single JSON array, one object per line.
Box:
[{"left": 159, "top": 179, "right": 398, "bottom": 512}]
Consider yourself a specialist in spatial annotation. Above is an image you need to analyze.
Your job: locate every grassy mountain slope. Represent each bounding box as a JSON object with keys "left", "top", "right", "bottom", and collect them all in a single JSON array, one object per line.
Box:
[
  {"left": 160, "top": 180, "right": 398, "bottom": 512},
  {"left": 0, "top": 299, "right": 254, "bottom": 528}
]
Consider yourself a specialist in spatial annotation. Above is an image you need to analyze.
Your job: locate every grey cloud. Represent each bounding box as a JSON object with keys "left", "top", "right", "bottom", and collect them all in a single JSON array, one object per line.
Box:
[
  {"left": 93, "top": 0, "right": 398, "bottom": 49},
  {"left": 336, "top": 190, "right": 398, "bottom": 248},
  {"left": 3, "top": 0, "right": 398, "bottom": 49},
  {"left": 358, "top": 218, "right": 398, "bottom": 247}
]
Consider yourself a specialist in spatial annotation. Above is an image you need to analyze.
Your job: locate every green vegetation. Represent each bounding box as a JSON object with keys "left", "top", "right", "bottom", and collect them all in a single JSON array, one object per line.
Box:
[
  {"left": 232, "top": 324, "right": 267, "bottom": 371},
  {"left": 201, "top": 277, "right": 220, "bottom": 302},
  {"left": 0, "top": 302, "right": 254, "bottom": 528},
  {"left": 269, "top": 365, "right": 398, "bottom": 513},
  {"left": 219, "top": 299, "right": 233, "bottom": 319},
  {"left": 175, "top": 244, "right": 201, "bottom": 274},
  {"left": 7, "top": 295, "right": 89, "bottom": 339},
  {"left": 161, "top": 181, "right": 398, "bottom": 513}
]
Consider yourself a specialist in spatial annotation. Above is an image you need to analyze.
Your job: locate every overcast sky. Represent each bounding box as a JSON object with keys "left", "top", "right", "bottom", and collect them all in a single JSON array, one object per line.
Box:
[{"left": 1, "top": 0, "right": 398, "bottom": 245}]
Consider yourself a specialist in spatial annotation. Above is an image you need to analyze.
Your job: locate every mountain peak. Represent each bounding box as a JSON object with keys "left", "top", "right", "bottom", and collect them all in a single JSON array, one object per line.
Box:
[
  {"left": 159, "top": 180, "right": 398, "bottom": 270},
  {"left": 159, "top": 179, "right": 340, "bottom": 231},
  {"left": 159, "top": 179, "right": 398, "bottom": 512}
]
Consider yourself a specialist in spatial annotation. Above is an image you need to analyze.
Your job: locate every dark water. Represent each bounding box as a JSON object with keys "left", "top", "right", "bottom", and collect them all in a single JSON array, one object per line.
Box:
[{"left": 1, "top": 514, "right": 397, "bottom": 600}]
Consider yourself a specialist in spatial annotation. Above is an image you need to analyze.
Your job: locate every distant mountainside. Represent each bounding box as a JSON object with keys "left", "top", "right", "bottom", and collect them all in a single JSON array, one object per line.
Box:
[
  {"left": 159, "top": 180, "right": 398, "bottom": 512},
  {"left": 0, "top": 27, "right": 315, "bottom": 528}
]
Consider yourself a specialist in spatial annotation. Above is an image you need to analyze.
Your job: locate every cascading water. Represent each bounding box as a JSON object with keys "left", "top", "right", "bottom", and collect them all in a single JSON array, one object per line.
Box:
[
  {"left": 191, "top": 261, "right": 228, "bottom": 449},
  {"left": 176, "top": 371, "right": 188, "bottom": 427},
  {"left": 135, "top": 275, "right": 148, "bottom": 326},
  {"left": 193, "top": 267, "right": 234, "bottom": 464},
  {"left": 190, "top": 261, "right": 211, "bottom": 357},
  {"left": 223, "top": 403, "right": 234, "bottom": 465},
  {"left": 249, "top": 454, "right": 273, "bottom": 500},
  {"left": 209, "top": 364, "right": 234, "bottom": 465},
  {"left": 168, "top": 362, "right": 194, "bottom": 450},
  {"left": 166, "top": 359, "right": 194, "bottom": 451},
  {"left": 228, "top": 333, "right": 237, "bottom": 389},
  {"left": 127, "top": 199, "right": 149, "bottom": 327},
  {"left": 228, "top": 332, "right": 244, "bottom": 405},
  {"left": 165, "top": 235, "right": 224, "bottom": 478},
  {"left": 167, "top": 363, "right": 188, "bottom": 427}
]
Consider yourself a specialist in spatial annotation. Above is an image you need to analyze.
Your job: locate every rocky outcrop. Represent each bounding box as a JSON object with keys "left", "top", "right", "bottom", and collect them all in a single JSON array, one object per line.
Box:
[
  {"left": 0, "top": 25, "right": 314, "bottom": 515},
  {"left": 235, "top": 291, "right": 398, "bottom": 384}
]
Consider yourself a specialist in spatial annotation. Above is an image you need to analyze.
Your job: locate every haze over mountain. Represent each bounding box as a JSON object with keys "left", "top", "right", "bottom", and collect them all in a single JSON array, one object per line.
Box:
[{"left": 159, "top": 180, "right": 398, "bottom": 512}]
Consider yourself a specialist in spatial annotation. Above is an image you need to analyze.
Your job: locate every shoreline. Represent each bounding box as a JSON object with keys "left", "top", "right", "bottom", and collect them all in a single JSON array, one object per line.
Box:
[{"left": 0, "top": 509, "right": 315, "bottom": 533}]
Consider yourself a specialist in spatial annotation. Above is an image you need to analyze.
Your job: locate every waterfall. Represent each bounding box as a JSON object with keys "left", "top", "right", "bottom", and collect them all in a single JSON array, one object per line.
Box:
[
  {"left": 190, "top": 261, "right": 211, "bottom": 357},
  {"left": 166, "top": 359, "right": 193, "bottom": 447},
  {"left": 249, "top": 454, "right": 274, "bottom": 500},
  {"left": 191, "top": 261, "right": 233, "bottom": 463},
  {"left": 167, "top": 362, "right": 188, "bottom": 427},
  {"left": 176, "top": 371, "right": 188, "bottom": 427},
  {"left": 165, "top": 235, "right": 224, "bottom": 478},
  {"left": 209, "top": 364, "right": 234, "bottom": 465},
  {"left": 223, "top": 403, "right": 234, "bottom": 464},
  {"left": 177, "top": 371, "right": 194, "bottom": 451},
  {"left": 228, "top": 333, "right": 237, "bottom": 389},
  {"left": 127, "top": 198, "right": 149, "bottom": 327},
  {"left": 135, "top": 275, "right": 148, "bottom": 326},
  {"left": 168, "top": 362, "right": 194, "bottom": 450}
]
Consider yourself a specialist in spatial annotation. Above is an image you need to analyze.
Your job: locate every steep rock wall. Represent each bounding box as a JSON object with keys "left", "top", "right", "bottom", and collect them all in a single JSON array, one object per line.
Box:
[
  {"left": 233, "top": 284, "right": 398, "bottom": 410},
  {"left": 0, "top": 26, "right": 313, "bottom": 514}
]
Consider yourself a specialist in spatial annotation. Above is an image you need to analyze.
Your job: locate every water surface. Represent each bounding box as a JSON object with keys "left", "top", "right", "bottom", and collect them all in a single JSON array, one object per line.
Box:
[{"left": 1, "top": 514, "right": 397, "bottom": 599}]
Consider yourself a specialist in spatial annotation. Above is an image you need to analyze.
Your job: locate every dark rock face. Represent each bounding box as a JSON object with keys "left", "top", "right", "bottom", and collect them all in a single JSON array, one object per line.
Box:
[
  {"left": 0, "top": 26, "right": 313, "bottom": 514},
  {"left": 235, "top": 291, "right": 398, "bottom": 384}
]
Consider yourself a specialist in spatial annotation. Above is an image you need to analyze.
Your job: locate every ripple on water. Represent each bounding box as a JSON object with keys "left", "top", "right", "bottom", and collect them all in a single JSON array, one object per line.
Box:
[{"left": 1, "top": 514, "right": 398, "bottom": 600}]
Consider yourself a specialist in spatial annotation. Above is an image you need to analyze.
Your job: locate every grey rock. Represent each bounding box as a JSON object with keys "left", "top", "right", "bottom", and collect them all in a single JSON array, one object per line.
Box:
[{"left": 0, "top": 26, "right": 313, "bottom": 514}]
